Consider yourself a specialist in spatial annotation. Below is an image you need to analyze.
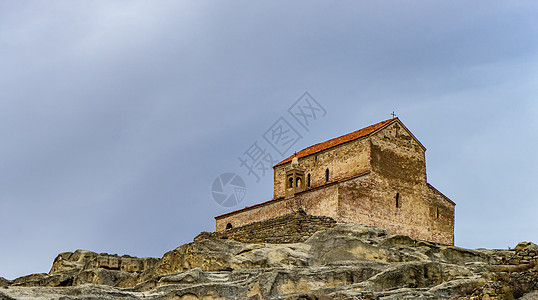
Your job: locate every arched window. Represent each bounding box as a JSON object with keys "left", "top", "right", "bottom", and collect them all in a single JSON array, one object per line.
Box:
[
  {"left": 296, "top": 177, "right": 302, "bottom": 187},
  {"left": 436, "top": 207, "right": 440, "bottom": 219},
  {"left": 307, "top": 174, "right": 311, "bottom": 187},
  {"left": 325, "top": 168, "right": 329, "bottom": 182},
  {"left": 288, "top": 177, "right": 293, "bottom": 188},
  {"left": 226, "top": 223, "right": 233, "bottom": 230},
  {"left": 395, "top": 193, "right": 400, "bottom": 208}
]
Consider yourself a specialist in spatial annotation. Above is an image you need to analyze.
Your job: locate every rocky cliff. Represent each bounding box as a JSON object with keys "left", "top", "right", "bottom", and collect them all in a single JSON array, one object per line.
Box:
[{"left": 1, "top": 213, "right": 537, "bottom": 299}]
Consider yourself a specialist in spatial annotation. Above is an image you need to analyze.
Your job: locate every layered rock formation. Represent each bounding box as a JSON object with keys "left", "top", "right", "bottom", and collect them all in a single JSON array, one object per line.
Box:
[{"left": 1, "top": 213, "right": 537, "bottom": 299}]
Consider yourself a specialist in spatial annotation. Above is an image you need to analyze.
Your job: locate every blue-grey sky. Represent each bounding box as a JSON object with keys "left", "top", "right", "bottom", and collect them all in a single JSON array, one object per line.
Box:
[{"left": 1, "top": 1, "right": 537, "bottom": 279}]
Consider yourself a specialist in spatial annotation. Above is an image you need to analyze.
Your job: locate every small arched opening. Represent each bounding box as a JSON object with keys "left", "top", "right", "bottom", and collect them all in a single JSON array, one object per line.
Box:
[
  {"left": 226, "top": 223, "right": 233, "bottom": 230},
  {"left": 288, "top": 177, "right": 293, "bottom": 188},
  {"left": 296, "top": 177, "right": 302, "bottom": 188},
  {"left": 325, "top": 168, "right": 330, "bottom": 182},
  {"left": 307, "top": 174, "right": 311, "bottom": 187},
  {"left": 395, "top": 193, "right": 400, "bottom": 208}
]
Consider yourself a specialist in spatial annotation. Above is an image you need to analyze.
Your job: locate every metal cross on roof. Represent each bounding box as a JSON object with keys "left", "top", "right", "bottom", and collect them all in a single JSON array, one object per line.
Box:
[{"left": 391, "top": 111, "right": 396, "bottom": 118}]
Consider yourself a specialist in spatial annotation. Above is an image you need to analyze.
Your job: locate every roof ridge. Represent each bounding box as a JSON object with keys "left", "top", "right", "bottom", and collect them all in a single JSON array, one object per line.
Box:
[{"left": 273, "top": 117, "right": 398, "bottom": 167}]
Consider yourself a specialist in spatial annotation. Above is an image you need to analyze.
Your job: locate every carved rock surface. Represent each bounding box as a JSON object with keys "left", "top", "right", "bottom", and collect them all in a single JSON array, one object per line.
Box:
[{"left": 1, "top": 223, "right": 537, "bottom": 299}]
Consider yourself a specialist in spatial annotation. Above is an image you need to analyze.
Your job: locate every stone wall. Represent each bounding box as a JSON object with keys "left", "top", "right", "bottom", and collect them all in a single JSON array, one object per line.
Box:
[
  {"left": 215, "top": 183, "right": 339, "bottom": 231},
  {"left": 337, "top": 172, "right": 443, "bottom": 244},
  {"left": 504, "top": 242, "right": 538, "bottom": 265},
  {"left": 291, "top": 182, "right": 339, "bottom": 218},
  {"left": 369, "top": 121, "right": 427, "bottom": 184},
  {"left": 470, "top": 242, "right": 538, "bottom": 299},
  {"left": 199, "top": 212, "right": 336, "bottom": 244},
  {"left": 426, "top": 184, "right": 455, "bottom": 245},
  {"left": 367, "top": 123, "right": 453, "bottom": 245},
  {"left": 273, "top": 137, "right": 371, "bottom": 199},
  {"left": 215, "top": 197, "right": 289, "bottom": 231},
  {"left": 336, "top": 175, "right": 452, "bottom": 245}
]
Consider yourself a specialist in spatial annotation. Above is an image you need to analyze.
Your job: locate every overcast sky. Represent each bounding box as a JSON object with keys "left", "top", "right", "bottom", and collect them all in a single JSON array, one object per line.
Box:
[{"left": 1, "top": 1, "right": 537, "bottom": 280}]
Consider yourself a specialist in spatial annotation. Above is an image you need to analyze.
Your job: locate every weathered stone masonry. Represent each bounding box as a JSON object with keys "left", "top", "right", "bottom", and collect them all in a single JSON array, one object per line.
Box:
[
  {"left": 196, "top": 212, "right": 336, "bottom": 244},
  {"left": 215, "top": 118, "right": 455, "bottom": 245}
]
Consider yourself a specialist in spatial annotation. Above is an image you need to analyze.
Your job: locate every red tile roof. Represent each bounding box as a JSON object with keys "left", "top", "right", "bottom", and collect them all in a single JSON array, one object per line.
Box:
[{"left": 274, "top": 118, "right": 398, "bottom": 167}]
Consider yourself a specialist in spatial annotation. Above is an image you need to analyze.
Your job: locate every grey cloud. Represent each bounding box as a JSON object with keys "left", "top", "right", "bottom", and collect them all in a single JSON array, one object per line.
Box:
[{"left": 0, "top": 1, "right": 537, "bottom": 279}]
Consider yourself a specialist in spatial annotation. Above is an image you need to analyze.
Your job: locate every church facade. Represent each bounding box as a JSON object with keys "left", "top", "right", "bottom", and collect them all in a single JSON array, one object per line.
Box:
[{"left": 215, "top": 118, "right": 455, "bottom": 245}]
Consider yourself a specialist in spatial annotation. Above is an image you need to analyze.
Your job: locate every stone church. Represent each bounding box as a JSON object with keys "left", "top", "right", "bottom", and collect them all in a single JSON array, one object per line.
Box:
[{"left": 215, "top": 118, "right": 455, "bottom": 245}]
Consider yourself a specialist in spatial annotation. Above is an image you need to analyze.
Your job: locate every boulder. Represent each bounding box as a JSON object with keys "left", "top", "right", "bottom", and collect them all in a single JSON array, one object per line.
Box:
[
  {"left": 0, "top": 277, "right": 9, "bottom": 287},
  {"left": 50, "top": 249, "right": 159, "bottom": 276}
]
